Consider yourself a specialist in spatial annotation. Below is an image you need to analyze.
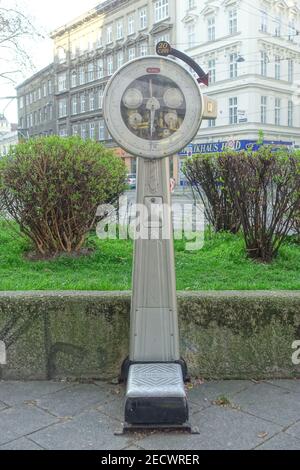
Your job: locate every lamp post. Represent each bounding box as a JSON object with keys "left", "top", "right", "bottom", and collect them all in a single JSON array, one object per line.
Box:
[{"left": 103, "top": 45, "right": 217, "bottom": 431}]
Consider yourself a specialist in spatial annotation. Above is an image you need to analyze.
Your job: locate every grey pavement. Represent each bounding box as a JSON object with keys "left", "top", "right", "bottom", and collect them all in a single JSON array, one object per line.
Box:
[{"left": 0, "top": 379, "right": 299, "bottom": 450}]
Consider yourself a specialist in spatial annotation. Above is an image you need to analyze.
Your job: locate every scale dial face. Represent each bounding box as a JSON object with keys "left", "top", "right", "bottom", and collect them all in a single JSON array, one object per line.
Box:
[
  {"left": 103, "top": 57, "right": 203, "bottom": 159},
  {"left": 163, "top": 88, "right": 184, "bottom": 108},
  {"left": 122, "top": 88, "right": 143, "bottom": 109},
  {"left": 121, "top": 75, "right": 186, "bottom": 141}
]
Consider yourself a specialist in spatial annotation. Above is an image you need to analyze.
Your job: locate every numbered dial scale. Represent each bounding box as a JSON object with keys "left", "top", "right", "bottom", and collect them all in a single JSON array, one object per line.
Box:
[{"left": 103, "top": 57, "right": 204, "bottom": 159}]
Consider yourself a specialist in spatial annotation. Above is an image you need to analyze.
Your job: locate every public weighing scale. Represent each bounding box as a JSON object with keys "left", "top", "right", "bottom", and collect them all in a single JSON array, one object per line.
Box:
[{"left": 103, "top": 42, "right": 217, "bottom": 431}]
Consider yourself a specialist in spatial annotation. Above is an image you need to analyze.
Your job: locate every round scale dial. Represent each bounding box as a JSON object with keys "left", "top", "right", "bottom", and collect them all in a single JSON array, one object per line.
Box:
[
  {"left": 103, "top": 57, "right": 203, "bottom": 159},
  {"left": 122, "top": 88, "right": 143, "bottom": 109},
  {"left": 163, "top": 88, "right": 184, "bottom": 108}
]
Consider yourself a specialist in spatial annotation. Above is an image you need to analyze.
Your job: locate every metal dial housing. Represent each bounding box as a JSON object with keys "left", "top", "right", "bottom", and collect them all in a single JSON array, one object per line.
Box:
[{"left": 103, "top": 57, "right": 204, "bottom": 159}]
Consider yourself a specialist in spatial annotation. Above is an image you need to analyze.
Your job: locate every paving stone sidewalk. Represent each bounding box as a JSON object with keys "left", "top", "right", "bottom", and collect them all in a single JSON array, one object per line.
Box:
[{"left": 0, "top": 379, "right": 299, "bottom": 450}]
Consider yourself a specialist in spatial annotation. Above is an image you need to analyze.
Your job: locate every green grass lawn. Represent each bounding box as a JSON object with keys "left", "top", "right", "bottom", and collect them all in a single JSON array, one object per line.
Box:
[{"left": 0, "top": 221, "right": 299, "bottom": 290}]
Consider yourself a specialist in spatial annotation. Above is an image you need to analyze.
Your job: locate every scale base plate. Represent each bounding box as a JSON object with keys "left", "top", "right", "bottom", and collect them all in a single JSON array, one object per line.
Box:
[
  {"left": 124, "top": 363, "right": 189, "bottom": 426},
  {"left": 115, "top": 422, "right": 200, "bottom": 435}
]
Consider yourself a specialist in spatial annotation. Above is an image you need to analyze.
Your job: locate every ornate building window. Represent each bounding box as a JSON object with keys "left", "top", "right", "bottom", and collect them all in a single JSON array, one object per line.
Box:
[
  {"left": 275, "top": 55, "right": 280, "bottom": 80},
  {"left": 229, "top": 97, "right": 238, "bottom": 124},
  {"left": 88, "top": 63, "right": 94, "bottom": 82},
  {"left": 275, "top": 98, "right": 281, "bottom": 125},
  {"left": 139, "top": 8, "right": 147, "bottom": 30},
  {"left": 229, "top": 52, "right": 238, "bottom": 79},
  {"left": 229, "top": 8, "right": 237, "bottom": 35},
  {"left": 261, "top": 96, "right": 267, "bottom": 124},
  {"left": 260, "top": 51, "right": 268, "bottom": 76},
  {"left": 107, "top": 25, "right": 113, "bottom": 44},
  {"left": 208, "top": 16, "right": 215, "bottom": 41},
  {"left": 288, "top": 59, "right": 294, "bottom": 82},
  {"left": 128, "top": 14, "right": 135, "bottom": 35},
  {"left": 117, "top": 20, "right": 124, "bottom": 40},
  {"left": 208, "top": 58, "right": 216, "bottom": 84},
  {"left": 154, "top": 0, "right": 169, "bottom": 23},
  {"left": 99, "top": 119, "right": 105, "bottom": 140},
  {"left": 260, "top": 11, "right": 268, "bottom": 33},
  {"left": 288, "top": 100, "right": 293, "bottom": 126}
]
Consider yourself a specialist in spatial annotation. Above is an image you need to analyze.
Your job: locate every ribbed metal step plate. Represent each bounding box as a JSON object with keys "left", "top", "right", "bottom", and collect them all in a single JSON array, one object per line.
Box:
[{"left": 126, "top": 363, "right": 186, "bottom": 397}]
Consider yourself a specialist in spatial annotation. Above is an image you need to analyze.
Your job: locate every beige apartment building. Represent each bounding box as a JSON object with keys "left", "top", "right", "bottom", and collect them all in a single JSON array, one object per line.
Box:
[{"left": 50, "top": 0, "right": 176, "bottom": 174}]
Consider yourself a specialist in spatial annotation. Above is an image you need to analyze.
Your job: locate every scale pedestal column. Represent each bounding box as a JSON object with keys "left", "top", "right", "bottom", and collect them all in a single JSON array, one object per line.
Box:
[{"left": 124, "top": 157, "right": 188, "bottom": 427}]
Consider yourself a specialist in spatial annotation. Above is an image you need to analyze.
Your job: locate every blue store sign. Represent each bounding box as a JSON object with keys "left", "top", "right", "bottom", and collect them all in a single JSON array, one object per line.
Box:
[{"left": 178, "top": 139, "right": 293, "bottom": 156}]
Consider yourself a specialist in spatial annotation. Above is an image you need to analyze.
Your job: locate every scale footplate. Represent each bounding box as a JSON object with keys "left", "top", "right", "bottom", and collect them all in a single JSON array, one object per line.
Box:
[{"left": 125, "top": 363, "right": 188, "bottom": 425}]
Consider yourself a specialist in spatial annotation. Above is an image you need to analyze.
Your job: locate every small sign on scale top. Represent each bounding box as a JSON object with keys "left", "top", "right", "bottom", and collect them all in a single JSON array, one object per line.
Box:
[{"left": 156, "top": 41, "right": 172, "bottom": 57}]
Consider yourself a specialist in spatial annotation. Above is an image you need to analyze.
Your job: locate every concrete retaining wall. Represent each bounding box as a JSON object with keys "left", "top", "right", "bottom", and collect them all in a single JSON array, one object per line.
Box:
[{"left": 0, "top": 291, "right": 299, "bottom": 380}]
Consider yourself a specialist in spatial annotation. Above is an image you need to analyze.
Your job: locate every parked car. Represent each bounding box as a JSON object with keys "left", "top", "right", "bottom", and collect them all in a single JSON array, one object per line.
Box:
[{"left": 127, "top": 173, "right": 136, "bottom": 189}]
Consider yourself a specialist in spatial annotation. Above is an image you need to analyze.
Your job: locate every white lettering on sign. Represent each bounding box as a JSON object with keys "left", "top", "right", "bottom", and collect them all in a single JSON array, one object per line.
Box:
[{"left": 146, "top": 67, "right": 160, "bottom": 74}]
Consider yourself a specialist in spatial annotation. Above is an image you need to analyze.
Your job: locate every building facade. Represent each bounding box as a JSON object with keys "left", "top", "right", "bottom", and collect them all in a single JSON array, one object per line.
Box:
[
  {"left": 176, "top": 0, "right": 300, "bottom": 150},
  {"left": 0, "top": 114, "right": 11, "bottom": 136},
  {"left": 0, "top": 114, "right": 18, "bottom": 157},
  {"left": 50, "top": 0, "right": 176, "bottom": 172},
  {"left": 16, "top": 0, "right": 300, "bottom": 179},
  {"left": 0, "top": 131, "right": 18, "bottom": 157},
  {"left": 16, "top": 64, "right": 55, "bottom": 140}
]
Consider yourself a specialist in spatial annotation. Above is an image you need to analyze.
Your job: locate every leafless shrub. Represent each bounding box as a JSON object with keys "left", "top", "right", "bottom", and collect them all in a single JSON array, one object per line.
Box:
[
  {"left": 184, "top": 153, "right": 240, "bottom": 234},
  {"left": 220, "top": 147, "right": 300, "bottom": 262}
]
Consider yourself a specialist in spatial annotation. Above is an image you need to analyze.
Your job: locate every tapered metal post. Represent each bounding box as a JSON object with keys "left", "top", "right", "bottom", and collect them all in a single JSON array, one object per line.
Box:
[{"left": 129, "top": 157, "right": 180, "bottom": 363}]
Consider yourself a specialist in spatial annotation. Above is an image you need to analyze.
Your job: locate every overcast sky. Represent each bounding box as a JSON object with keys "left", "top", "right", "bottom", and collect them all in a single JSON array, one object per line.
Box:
[{"left": 1, "top": 0, "right": 100, "bottom": 123}]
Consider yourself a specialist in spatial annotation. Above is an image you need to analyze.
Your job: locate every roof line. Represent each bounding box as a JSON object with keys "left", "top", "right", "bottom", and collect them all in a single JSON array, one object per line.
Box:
[
  {"left": 15, "top": 63, "right": 54, "bottom": 90},
  {"left": 50, "top": 0, "right": 128, "bottom": 38}
]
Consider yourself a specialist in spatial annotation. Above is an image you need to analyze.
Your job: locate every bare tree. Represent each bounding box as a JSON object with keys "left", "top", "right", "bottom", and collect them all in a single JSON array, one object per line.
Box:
[{"left": 0, "top": 0, "right": 42, "bottom": 85}]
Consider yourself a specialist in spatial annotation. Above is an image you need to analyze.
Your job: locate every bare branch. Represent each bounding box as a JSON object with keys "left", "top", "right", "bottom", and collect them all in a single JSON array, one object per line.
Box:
[{"left": 0, "top": 2, "right": 40, "bottom": 84}]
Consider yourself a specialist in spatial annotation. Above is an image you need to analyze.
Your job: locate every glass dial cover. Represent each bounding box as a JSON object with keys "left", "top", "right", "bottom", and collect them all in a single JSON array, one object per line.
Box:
[
  {"left": 121, "top": 75, "right": 186, "bottom": 141},
  {"left": 103, "top": 57, "right": 203, "bottom": 159}
]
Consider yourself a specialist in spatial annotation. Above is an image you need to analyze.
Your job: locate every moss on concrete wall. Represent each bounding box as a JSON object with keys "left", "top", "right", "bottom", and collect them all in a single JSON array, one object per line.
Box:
[{"left": 0, "top": 291, "right": 299, "bottom": 380}]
